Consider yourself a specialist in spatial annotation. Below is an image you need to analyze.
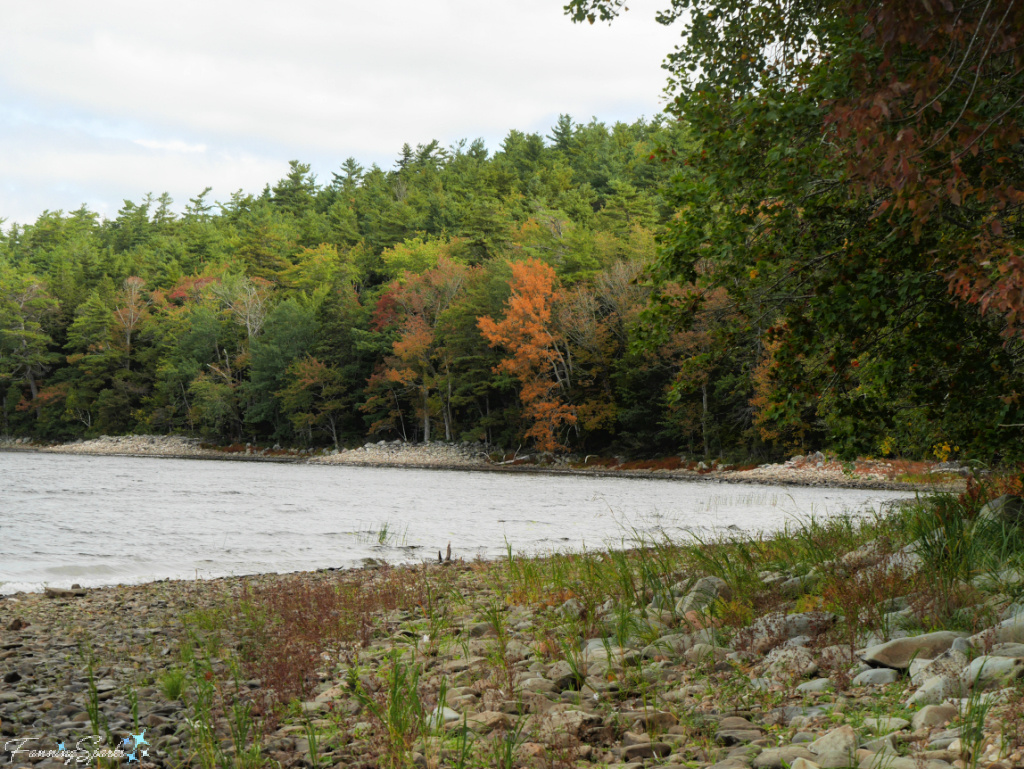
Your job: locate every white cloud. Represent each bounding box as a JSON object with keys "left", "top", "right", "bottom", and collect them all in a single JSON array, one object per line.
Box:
[
  {"left": 0, "top": 0, "right": 682, "bottom": 226},
  {"left": 133, "top": 139, "right": 208, "bottom": 154}
]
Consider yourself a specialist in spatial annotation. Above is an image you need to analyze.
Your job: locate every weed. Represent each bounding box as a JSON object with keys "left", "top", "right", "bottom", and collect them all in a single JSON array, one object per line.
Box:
[
  {"left": 159, "top": 668, "right": 186, "bottom": 700},
  {"left": 961, "top": 665, "right": 994, "bottom": 769},
  {"left": 303, "top": 717, "right": 322, "bottom": 769},
  {"left": 353, "top": 648, "right": 425, "bottom": 769}
]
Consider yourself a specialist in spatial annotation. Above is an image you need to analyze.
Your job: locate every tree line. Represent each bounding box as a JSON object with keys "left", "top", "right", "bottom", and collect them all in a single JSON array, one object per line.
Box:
[{"left": 1, "top": 105, "right": 1021, "bottom": 462}]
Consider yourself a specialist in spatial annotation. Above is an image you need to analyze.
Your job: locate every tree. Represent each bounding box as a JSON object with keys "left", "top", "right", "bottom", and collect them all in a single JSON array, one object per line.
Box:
[
  {"left": 370, "top": 259, "right": 469, "bottom": 441},
  {"left": 478, "top": 258, "right": 577, "bottom": 452},
  {"left": 0, "top": 267, "right": 60, "bottom": 423},
  {"left": 566, "top": 0, "right": 1024, "bottom": 459},
  {"left": 112, "top": 276, "right": 150, "bottom": 370}
]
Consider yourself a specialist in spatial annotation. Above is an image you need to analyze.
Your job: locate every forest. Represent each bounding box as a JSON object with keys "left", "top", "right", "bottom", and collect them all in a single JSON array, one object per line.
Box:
[{"left": 2, "top": 0, "right": 1023, "bottom": 464}]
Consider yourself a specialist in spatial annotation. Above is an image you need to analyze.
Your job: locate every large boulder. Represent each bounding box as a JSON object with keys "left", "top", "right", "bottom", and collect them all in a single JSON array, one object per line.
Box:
[
  {"left": 676, "top": 576, "right": 731, "bottom": 615},
  {"left": 746, "top": 612, "right": 836, "bottom": 653},
  {"left": 961, "top": 655, "right": 1024, "bottom": 689},
  {"left": 808, "top": 726, "right": 858, "bottom": 768},
  {"left": 907, "top": 673, "right": 963, "bottom": 706},
  {"left": 763, "top": 647, "right": 818, "bottom": 680},
  {"left": 977, "top": 494, "right": 1024, "bottom": 525},
  {"left": 861, "top": 631, "right": 970, "bottom": 670},
  {"left": 969, "top": 614, "right": 1024, "bottom": 646}
]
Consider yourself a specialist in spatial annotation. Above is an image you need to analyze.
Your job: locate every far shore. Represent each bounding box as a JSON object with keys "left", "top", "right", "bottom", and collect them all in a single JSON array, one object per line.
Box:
[{"left": 0, "top": 434, "right": 967, "bottom": 493}]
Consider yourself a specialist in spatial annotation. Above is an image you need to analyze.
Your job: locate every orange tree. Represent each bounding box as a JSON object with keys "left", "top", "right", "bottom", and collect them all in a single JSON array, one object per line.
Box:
[{"left": 478, "top": 258, "right": 578, "bottom": 452}]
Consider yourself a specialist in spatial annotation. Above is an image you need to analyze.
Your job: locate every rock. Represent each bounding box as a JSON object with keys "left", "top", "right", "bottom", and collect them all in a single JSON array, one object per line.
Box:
[
  {"left": 862, "top": 716, "right": 910, "bottom": 733},
  {"left": 429, "top": 706, "right": 462, "bottom": 727},
  {"left": 529, "top": 708, "right": 602, "bottom": 748},
  {"left": 466, "top": 621, "right": 495, "bottom": 638},
  {"left": 676, "top": 576, "right": 731, "bottom": 615},
  {"left": 5, "top": 619, "right": 29, "bottom": 631},
  {"left": 621, "top": 741, "right": 672, "bottom": 761},
  {"left": 464, "top": 710, "right": 512, "bottom": 734},
  {"left": 977, "top": 494, "right": 1024, "bottom": 525},
  {"left": 546, "top": 660, "right": 583, "bottom": 690},
  {"left": 716, "top": 716, "right": 764, "bottom": 745},
  {"left": 854, "top": 666, "right": 902, "bottom": 686},
  {"left": 623, "top": 709, "right": 678, "bottom": 731},
  {"left": 796, "top": 678, "right": 833, "bottom": 693},
  {"left": 685, "top": 643, "right": 729, "bottom": 664},
  {"left": 780, "top": 573, "right": 819, "bottom": 597},
  {"left": 861, "top": 632, "right": 970, "bottom": 670},
  {"left": 808, "top": 726, "right": 858, "bottom": 768},
  {"left": 970, "top": 615, "right": 1024, "bottom": 646},
  {"left": 754, "top": 746, "right": 817, "bottom": 769},
  {"left": 711, "top": 759, "right": 757, "bottom": 769},
  {"left": 961, "top": 655, "right": 1024, "bottom": 689},
  {"left": 641, "top": 632, "right": 695, "bottom": 659},
  {"left": 910, "top": 648, "right": 969, "bottom": 687},
  {"left": 789, "top": 759, "right": 821, "bottom": 769},
  {"left": 43, "top": 587, "right": 85, "bottom": 599},
  {"left": 858, "top": 756, "right": 952, "bottom": 769},
  {"left": 746, "top": 612, "right": 836, "bottom": 653},
  {"left": 764, "top": 647, "right": 818, "bottom": 680},
  {"left": 910, "top": 704, "right": 958, "bottom": 730},
  {"left": 908, "top": 674, "right": 962, "bottom": 706},
  {"left": 519, "top": 677, "right": 557, "bottom": 694}
]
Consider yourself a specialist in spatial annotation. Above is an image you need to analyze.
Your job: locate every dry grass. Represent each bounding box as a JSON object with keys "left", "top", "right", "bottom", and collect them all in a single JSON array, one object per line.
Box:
[{"left": 232, "top": 565, "right": 444, "bottom": 717}]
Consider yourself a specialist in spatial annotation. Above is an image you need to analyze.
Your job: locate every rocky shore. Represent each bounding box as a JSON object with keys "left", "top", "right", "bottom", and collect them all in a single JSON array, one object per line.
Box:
[
  {"left": 2, "top": 494, "right": 1022, "bottom": 769},
  {"left": 1, "top": 435, "right": 964, "bottom": 491}
]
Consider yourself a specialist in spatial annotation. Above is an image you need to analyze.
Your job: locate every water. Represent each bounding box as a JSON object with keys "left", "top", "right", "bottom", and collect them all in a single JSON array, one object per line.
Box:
[{"left": 0, "top": 452, "right": 917, "bottom": 594}]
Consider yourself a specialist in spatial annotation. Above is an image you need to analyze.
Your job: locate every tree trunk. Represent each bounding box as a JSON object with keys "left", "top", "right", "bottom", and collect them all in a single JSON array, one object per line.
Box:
[
  {"left": 443, "top": 377, "right": 453, "bottom": 441},
  {"left": 701, "top": 383, "right": 710, "bottom": 458},
  {"left": 26, "top": 370, "right": 41, "bottom": 421},
  {"left": 422, "top": 387, "right": 431, "bottom": 443}
]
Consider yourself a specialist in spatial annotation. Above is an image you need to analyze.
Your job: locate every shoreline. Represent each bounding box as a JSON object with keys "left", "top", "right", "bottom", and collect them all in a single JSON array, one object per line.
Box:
[
  {"left": 2, "top": 498, "right": 1023, "bottom": 769},
  {"left": 0, "top": 436, "right": 966, "bottom": 493}
]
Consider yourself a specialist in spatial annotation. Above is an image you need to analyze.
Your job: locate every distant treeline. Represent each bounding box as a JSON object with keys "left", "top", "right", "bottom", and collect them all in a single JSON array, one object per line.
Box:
[{"left": 1, "top": 115, "right": 1021, "bottom": 463}]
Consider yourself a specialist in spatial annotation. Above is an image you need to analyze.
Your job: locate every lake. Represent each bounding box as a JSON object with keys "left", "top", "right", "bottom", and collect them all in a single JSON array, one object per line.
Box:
[{"left": 0, "top": 452, "right": 917, "bottom": 594}]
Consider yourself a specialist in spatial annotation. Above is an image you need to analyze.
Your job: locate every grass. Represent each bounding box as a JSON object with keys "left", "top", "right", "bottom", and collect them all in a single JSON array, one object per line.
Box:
[{"left": 149, "top": 470, "right": 1024, "bottom": 768}]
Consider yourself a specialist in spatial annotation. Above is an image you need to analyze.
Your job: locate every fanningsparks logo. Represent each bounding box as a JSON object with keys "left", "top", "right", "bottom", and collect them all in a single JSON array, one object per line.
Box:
[{"left": 3, "top": 730, "right": 150, "bottom": 765}]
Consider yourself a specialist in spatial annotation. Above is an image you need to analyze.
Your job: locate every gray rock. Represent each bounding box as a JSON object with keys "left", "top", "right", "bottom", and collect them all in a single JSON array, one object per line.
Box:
[
  {"left": 780, "top": 573, "right": 819, "bottom": 598},
  {"left": 862, "top": 716, "right": 910, "bottom": 733},
  {"left": 430, "top": 705, "right": 462, "bottom": 727},
  {"left": 991, "top": 642, "right": 1024, "bottom": 657},
  {"left": 969, "top": 614, "right": 1024, "bottom": 646},
  {"left": 910, "top": 648, "right": 969, "bottom": 686},
  {"left": 976, "top": 494, "right": 1024, "bottom": 525},
  {"left": 641, "top": 632, "right": 695, "bottom": 659},
  {"left": 910, "top": 703, "right": 958, "bottom": 730},
  {"left": 676, "top": 576, "right": 731, "bottom": 615},
  {"left": 908, "top": 674, "right": 962, "bottom": 706},
  {"left": 853, "top": 667, "right": 899, "bottom": 686},
  {"left": 808, "top": 725, "right": 858, "bottom": 768},
  {"left": 861, "top": 631, "right": 970, "bottom": 670},
  {"left": 796, "top": 677, "right": 832, "bottom": 693},
  {"left": 747, "top": 612, "right": 836, "bottom": 653},
  {"left": 961, "top": 655, "right": 1024, "bottom": 689},
  {"left": 764, "top": 647, "right": 818, "bottom": 680},
  {"left": 860, "top": 733, "right": 900, "bottom": 754},
  {"left": 753, "top": 746, "right": 816, "bottom": 769}
]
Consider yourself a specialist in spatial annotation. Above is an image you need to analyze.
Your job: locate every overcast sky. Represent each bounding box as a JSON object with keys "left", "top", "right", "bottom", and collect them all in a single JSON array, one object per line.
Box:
[{"left": 0, "top": 1, "right": 680, "bottom": 228}]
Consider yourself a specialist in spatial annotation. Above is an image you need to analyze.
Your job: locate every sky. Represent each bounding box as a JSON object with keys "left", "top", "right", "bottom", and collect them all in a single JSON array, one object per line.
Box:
[{"left": 0, "top": 0, "right": 681, "bottom": 229}]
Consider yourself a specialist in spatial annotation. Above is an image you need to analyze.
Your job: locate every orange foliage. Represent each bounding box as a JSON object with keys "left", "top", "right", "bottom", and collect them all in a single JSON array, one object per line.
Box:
[{"left": 478, "top": 258, "right": 577, "bottom": 452}]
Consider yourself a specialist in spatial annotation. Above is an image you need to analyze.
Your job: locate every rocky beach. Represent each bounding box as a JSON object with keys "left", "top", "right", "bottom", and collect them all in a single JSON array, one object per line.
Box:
[
  {"left": 2, "top": 492, "right": 1023, "bottom": 769},
  {"left": 1, "top": 435, "right": 966, "bottom": 491}
]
